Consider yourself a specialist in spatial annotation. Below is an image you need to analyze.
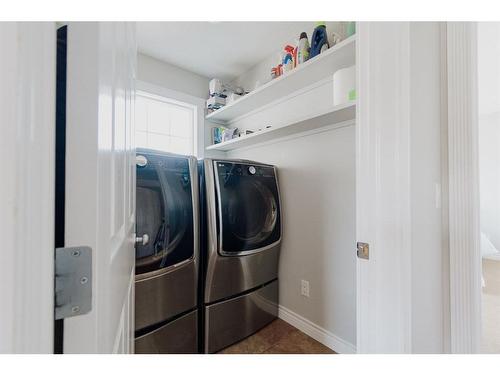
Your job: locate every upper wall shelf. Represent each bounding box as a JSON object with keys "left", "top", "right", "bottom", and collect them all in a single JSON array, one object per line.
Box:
[{"left": 205, "top": 35, "right": 356, "bottom": 124}]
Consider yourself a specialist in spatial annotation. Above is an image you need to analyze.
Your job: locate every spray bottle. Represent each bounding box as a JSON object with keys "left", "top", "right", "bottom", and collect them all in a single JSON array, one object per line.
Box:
[
  {"left": 297, "top": 32, "right": 310, "bottom": 64},
  {"left": 282, "top": 45, "right": 295, "bottom": 73}
]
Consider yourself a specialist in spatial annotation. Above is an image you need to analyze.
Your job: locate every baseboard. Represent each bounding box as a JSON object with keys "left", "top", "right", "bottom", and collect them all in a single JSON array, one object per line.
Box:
[{"left": 278, "top": 305, "right": 356, "bottom": 354}]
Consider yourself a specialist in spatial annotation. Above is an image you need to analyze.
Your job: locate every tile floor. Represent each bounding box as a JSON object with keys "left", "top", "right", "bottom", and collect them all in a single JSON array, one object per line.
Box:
[
  {"left": 218, "top": 318, "right": 335, "bottom": 354},
  {"left": 481, "top": 258, "right": 500, "bottom": 353}
]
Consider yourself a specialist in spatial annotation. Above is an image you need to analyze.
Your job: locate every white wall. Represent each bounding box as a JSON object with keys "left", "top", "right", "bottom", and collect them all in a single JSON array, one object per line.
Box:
[
  {"left": 137, "top": 53, "right": 209, "bottom": 99},
  {"left": 0, "top": 22, "right": 55, "bottom": 353},
  {"left": 478, "top": 23, "right": 500, "bottom": 252},
  {"left": 478, "top": 23, "right": 500, "bottom": 116},
  {"left": 227, "top": 126, "right": 357, "bottom": 349}
]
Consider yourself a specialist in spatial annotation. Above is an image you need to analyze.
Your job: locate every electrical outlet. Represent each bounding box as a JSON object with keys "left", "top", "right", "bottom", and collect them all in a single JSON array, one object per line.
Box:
[{"left": 301, "top": 279, "right": 310, "bottom": 297}]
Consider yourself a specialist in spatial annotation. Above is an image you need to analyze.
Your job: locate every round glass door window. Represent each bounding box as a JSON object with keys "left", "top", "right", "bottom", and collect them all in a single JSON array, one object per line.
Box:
[
  {"left": 135, "top": 152, "right": 194, "bottom": 275},
  {"left": 216, "top": 161, "right": 281, "bottom": 254}
]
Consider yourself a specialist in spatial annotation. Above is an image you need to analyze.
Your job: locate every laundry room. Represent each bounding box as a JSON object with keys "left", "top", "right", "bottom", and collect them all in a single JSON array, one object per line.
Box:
[
  {"left": 4, "top": 14, "right": 456, "bottom": 360},
  {"left": 132, "top": 21, "right": 357, "bottom": 354}
]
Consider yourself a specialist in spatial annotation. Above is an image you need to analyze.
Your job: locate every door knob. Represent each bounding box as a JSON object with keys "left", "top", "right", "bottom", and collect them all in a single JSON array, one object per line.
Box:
[{"left": 135, "top": 234, "right": 149, "bottom": 246}]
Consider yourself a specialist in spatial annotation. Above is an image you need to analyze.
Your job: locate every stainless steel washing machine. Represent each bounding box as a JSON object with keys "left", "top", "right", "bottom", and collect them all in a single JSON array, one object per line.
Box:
[
  {"left": 201, "top": 159, "right": 282, "bottom": 353},
  {"left": 134, "top": 149, "right": 199, "bottom": 354}
]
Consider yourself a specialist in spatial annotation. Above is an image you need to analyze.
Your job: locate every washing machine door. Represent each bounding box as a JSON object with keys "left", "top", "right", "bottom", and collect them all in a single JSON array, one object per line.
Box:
[
  {"left": 135, "top": 151, "right": 194, "bottom": 275},
  {"left": 215, "top": 161, "right": 281, "bottom": 256}
]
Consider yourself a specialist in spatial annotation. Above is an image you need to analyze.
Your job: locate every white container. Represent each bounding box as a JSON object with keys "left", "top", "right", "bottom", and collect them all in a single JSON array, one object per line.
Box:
[
  {"left": 226, "top": 92, "right": 245, "bottom": 106},
  {"left": 333, "top": 65, "right": 356, "bottom": 106},
  {"left": 206, "top": 95, "right": 226, "bottom": 110}
]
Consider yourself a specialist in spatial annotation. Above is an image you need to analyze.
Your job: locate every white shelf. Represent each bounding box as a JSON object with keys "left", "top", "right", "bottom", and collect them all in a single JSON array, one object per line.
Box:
[
  {"left": 206, "top": 102, "right": 356, "bottom": 152},
  {"left": 206, "top": 35, "right": 356, "bottom": 124}
]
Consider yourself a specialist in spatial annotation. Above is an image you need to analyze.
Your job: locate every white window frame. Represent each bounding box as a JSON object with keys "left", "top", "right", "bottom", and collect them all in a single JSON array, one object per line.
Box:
[{"left": 135, "top": 80, "right": 206, "bottom": 158}]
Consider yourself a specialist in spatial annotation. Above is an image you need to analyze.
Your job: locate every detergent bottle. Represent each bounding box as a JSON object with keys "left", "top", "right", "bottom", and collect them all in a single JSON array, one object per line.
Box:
[
  {"left": 282, "top": 45, "right": 295, "bottom": 73},
  {"left": 310, "top": 22, "right": 329, "bottom": 58}
]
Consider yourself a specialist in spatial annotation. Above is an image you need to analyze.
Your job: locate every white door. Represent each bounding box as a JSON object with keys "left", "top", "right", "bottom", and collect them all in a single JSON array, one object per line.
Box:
[{"left": 63, "top": 22, "right": 137, "bottom": 353}]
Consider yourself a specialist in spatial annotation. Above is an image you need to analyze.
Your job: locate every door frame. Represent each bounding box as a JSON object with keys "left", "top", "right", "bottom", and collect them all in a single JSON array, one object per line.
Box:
[
  {"left": 446, "top": 22, "right": 482, "bottom": 353},
  {"left": 0, "top": 22, "right": 56, "bottom": 353},
  {"left": 356, "top": 22, "right": 413, "bottom": 353}
]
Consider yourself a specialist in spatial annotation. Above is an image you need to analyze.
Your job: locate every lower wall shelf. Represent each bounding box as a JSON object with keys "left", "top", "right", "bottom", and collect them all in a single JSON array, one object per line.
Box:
[{"left": 205, "top": 101, "right": 356, "bottom": 152}]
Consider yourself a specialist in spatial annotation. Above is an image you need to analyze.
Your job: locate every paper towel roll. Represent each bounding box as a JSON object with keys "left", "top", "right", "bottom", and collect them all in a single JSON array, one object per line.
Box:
[{"left": 333, "top": 65, "right": 356, "bottom": 106}]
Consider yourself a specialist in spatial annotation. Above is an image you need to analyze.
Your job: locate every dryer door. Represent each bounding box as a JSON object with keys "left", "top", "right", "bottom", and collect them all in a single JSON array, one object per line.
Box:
[
  {"left": 135, "top": 151, "right": 195, "bottom": 275},
  {"left": 215, "top": 161, "right": 281, "bottom": 256}
]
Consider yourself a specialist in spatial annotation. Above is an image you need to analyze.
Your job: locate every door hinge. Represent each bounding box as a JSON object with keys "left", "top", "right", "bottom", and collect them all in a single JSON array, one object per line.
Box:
[
  {"left": 357, "top": 242, "right": 369, "bottom": 260},
  {"left": 55, "top": 246, "right": 92, "bottom": 319}
]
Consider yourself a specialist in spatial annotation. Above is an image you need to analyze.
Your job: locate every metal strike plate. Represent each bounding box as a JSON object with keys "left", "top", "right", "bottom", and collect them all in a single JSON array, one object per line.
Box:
[
  {"left": 357, "top": 242, "right": 370, "bottom": 260},
  {"left": 55, "top": 246, "right": 92, "bottom": 319}
]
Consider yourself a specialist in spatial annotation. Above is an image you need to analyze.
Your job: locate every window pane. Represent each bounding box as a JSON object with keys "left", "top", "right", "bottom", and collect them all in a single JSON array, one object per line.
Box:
[
  {"left": 135, "top": 92, "right": 196, "bottom": 156},
  {"left": 147, "top": 133, "right": 170, "bottom": 153},
  {"left": 170, "top": 106, "right": 193, "bottom": 139},
  {"left": 136, "top": 131, "right": 148, "bottom": 148},
  {"left": 169, "top": 136, "right": 192, "bottom": 155},
  {"left": 147, "top": 99, "right": 171, "bottom": 135}
]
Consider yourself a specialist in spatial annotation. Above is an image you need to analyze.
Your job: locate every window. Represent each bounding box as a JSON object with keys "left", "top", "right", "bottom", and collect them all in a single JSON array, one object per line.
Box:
[{"left": 135, "top": 91, "right": 196, "bottom": 156}]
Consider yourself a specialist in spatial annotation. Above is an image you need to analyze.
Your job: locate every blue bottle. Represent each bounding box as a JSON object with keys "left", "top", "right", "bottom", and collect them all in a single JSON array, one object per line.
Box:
[{"left": 310, "top": 22, "right": 329, "bottom": 58}]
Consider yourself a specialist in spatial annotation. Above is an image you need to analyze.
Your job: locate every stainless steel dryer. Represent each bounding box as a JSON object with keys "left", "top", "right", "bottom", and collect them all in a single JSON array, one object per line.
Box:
[
  {"left": 201, "top": 159, "right": 282, "bottom": 353},
  {"left": 134, "top": 149, "right": 199, "bottom": 354}
]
